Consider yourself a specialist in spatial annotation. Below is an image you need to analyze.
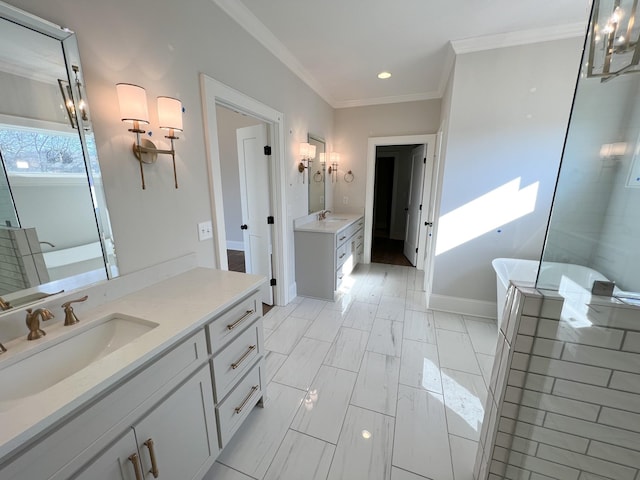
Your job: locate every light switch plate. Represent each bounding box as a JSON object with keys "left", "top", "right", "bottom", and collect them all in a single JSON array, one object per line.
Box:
[{"left": 198, "top": 221, "right": 213, "bottom": 241}]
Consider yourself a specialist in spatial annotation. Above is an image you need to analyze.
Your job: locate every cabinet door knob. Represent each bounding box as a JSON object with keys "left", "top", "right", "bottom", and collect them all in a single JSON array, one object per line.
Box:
[
  {"left": 144, "top": 438, "right": 160, "bottom": 478},
  {"left": 128, "top": 453, "right": 144, "bottom": 480}
]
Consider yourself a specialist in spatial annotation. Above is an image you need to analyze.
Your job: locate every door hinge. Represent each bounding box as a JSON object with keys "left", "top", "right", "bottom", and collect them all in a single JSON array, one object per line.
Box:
[
  {"left": 267, "top": 216, "right": 274, "bottom": 224},
  {"left": 419, "top": 204, "right": 422, "bottom": 211},
  {"left": 423, "top": 157, "right": 426, "bottom": 164},
  {"left": 415, "top": 247, "right": 418, "bottom": 253},
  {"left": 264, "top": 145, "right": 272, "bottom": 155},
  {"left": 425, "top": 221, "right": 433, "bottom": 227},
  {"left": 270, "top": 278, "right": 277, "bottom": 286}
]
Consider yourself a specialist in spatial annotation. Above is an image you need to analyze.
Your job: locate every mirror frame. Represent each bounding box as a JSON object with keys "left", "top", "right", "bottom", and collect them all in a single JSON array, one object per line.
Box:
[
  {"left": 0, "top": 2, "right": 117, "bottom": 310},
  {"left": 307, "top": 134, "right": 326, "bottom": 214}
]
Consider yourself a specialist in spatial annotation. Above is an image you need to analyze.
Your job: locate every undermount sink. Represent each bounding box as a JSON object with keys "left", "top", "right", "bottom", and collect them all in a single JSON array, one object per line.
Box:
[{"left": 0, "top": 314, "right": 158, "bottom": 410}]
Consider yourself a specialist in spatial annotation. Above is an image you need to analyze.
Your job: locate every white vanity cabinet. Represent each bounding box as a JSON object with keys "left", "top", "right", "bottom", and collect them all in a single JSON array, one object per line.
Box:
[
  {"left": 295, "top": 216, "right": 364, "bottom": 300},
  {"left": 73, "top": 365, "right": 216, "bottom": 480},
  {"left": 206, "top": 290, "right": 265, "bottom": 448},
  {"left": 0, "top": 283, "right": 265, "bottom": 480}
]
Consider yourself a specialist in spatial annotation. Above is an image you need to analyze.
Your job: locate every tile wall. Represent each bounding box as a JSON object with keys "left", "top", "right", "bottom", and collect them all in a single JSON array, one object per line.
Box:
[{"left": 475, "top": 283, "right": 640, "bottom": 480}]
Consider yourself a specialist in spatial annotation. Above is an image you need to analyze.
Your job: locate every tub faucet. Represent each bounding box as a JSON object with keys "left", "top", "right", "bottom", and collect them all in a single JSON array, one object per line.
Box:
[
  {"left": 25, "top": 308, "right": 55, "bottom": 340},
  {"left": 318, "top": 209, "right": 331, "bottom": 220},
  {"left": 0, "top": 296, "right": 11, "bottom": 311}
]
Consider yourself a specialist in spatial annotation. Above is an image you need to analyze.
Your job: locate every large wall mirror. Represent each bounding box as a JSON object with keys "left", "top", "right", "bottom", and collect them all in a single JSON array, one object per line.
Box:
[
  {"left": 0, "top": 2, "right": 117, "bottom": 309},
  {"left": 308, "top": 134, "right": 325, "bottom": 213}
]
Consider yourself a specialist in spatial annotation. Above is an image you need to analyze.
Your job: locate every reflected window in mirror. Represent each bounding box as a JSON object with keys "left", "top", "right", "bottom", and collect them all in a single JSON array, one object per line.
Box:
[
  {"left": 308, "top": 134, "right": 326, "bottom": 214},
  {"left": 0, "top": 4, "right": 117, "bottom": 305}
]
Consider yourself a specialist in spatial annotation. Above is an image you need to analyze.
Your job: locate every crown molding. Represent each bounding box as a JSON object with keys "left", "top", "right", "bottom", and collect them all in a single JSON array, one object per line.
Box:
[
  {"left": 210, "top": 0, "right": 336, "bottom": 107},
  {"left": 451, "top": 22, "right": 586, "bottom": 54},
  {"left": 333, "top": 91, "right": 442, "bottom": 109}
]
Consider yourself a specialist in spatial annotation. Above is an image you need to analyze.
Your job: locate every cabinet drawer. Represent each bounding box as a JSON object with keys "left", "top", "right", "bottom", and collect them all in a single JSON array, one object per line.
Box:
[
  {"left": 216, "top": 361, "right": 264, "bottom": 447},
  {"left": 207, "top": 291, "right": 261, "bottom": 354},
  {"left": 336, "top": 266, "right": 346, "bottom": 290},
  {"left": 336, "top": 230, "right": 349, "bottom": 248},
  {"left": 336, "top": 242, "right": 349, "bottom": 268},
  {"left": 212, "top": 319, "right": 263, "bottom": 402}
]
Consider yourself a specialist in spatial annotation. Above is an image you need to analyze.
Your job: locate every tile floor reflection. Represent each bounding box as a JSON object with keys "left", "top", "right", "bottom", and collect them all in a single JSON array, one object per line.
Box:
[{"left": 204, "top": 263, "right": 497, "bottom": 480}]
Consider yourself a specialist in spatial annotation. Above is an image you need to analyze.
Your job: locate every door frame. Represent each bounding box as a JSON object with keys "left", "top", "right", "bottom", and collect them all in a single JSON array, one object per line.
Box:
[
  {"left": 365, "top": 134, "right": 438, "bottom": 279},
  {"left": 200, "top": 74, "right": 289, "bottom": 305}
]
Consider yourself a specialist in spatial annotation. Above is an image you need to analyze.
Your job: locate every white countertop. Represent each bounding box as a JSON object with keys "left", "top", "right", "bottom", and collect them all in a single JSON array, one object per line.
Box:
[
  {"left": 294, "top": 213, "right": 363, "bottom": 234},
  {"left": 0, "top": 267, "right": 265, "bottom": 461}
]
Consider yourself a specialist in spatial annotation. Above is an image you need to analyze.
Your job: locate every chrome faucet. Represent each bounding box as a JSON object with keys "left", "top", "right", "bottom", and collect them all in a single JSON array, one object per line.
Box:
[
  {"left": 25, "top": 308, "right": 55, "bottom": 340},
  {"left": 318, "top": 209, "right": 331, "bottom": 220}
]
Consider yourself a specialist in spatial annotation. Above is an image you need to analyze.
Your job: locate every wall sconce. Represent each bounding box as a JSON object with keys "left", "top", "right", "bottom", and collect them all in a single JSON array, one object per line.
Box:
[
  {"left": 328, "top": 152, "right": 340, "bottom": 182},
  {"left": 298, "top": 142, "right": 316, "bottom": 183},
  {"left": 58, "top": 65, "right": 88, "bottom": 130},
  {"left": 116, "top": 83, "right": 183, "bottom": 190},
  {"left": 587, "top": 0, "right": 640, "bottom": 81}
]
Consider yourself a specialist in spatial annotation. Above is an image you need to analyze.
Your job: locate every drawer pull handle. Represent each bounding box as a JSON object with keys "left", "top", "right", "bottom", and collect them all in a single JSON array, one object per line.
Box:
[
  {"left": 227, "top": 309, "right": 254, "bottom": 330},
  {"left": 339, "top": 253, "right": 345, "bottom": 259},
  {"left": 235, "top": 385, "right": 259, "bottom": 414},
  {"left": 129, "top": 453, "right": 144, "bottom": 480},
  {"left": 339, "top": 236, "right": 346, "bottom": 241},
  {"left": 231, "top": 345, "right": 256, "bottom": 369},
  {"left": 143, "top": 438, "right": 160, "bottom": 478}
]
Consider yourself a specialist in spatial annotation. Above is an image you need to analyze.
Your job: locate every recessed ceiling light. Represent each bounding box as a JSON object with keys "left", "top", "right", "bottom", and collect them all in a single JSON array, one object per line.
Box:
[{"left": 377, "top": 71, "right": 392, "bottom": 79}]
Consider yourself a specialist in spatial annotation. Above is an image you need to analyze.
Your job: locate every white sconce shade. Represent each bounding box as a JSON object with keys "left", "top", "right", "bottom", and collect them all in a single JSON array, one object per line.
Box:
[
  {"left": 330, "top": 152, "right": 340, "bottom": 164},
  {"left": 308, "top": 144, "right": 317, "bottom": 159},
  {"left": 319, "top": 152, "right": 326, "bottom": 164},
  {"left": 299, "top": 142, "right": 311, "bottom": 157},
  {"left": 116, "top": 83, "right": 149, "bottom": 125},
  {"left": 157, "top": 96, "right": 183, "bottom": 132}
]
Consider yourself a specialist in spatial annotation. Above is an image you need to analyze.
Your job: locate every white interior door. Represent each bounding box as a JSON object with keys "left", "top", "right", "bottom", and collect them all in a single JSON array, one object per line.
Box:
[
  {"left": 237, "top": 124, "right": 273, "bottom": 304},
  {"left": 403, "top": 144, "right": 426, "bottom": 266}
]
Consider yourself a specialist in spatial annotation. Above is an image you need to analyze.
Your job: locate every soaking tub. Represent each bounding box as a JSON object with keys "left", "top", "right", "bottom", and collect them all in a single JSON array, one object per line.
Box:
[{"left": 491, "top": 258, "right": 612, "bottom": 327}]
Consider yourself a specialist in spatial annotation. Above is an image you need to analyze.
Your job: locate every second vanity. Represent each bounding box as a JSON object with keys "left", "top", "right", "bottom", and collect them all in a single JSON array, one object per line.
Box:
[
  {"left": 0, "top": 263, "right": 265, "bottom": 480},
  {"left": 294, "top": 214, "right": 364, "bottom": 300}
]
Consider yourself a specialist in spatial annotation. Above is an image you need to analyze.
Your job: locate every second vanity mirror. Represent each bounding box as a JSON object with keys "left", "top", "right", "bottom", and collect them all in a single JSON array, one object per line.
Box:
[
  {"left": 308, "top": 134, "right": 325, "bottom": 214},
  {"left": 0, "top": 2, "right": 117, "bottom": 309}
]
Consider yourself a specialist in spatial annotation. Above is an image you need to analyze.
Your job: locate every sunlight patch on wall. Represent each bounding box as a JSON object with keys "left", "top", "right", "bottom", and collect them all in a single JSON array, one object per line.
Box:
[{"left": 435, "top": 177, "right": 539, "bottom": 256}]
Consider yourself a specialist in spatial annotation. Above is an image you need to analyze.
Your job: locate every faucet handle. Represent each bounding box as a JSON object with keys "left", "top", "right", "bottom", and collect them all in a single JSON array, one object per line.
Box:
[{"left": 62, "top": 295, "right": 88, "bottom": 326}]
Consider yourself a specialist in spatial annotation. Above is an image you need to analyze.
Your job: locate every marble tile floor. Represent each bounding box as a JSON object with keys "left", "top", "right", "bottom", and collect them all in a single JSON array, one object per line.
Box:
[{"left": 205, "top": 263, "right": 498, "bottom": 480}]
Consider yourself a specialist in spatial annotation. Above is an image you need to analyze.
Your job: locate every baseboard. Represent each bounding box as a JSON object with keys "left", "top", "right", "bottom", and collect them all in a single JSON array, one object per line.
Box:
[
  {"left": 427, "top": 293, "right": 497, "bottom": 320},
  {"left": 226, "top": 240, "right": 245, "bottom": 251}
]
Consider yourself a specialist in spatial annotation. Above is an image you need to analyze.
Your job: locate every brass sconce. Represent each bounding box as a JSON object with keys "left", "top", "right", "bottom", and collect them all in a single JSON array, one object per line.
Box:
[
  {"left": 116, "top": 83, "right": 183, "bottom": 190},
  {"left": 328, "top": 152, "right": 340, "bottom": 182},
  {"left": 298, "top": 142, "right": 316, "bottom": 183},
  {"left": 58, "top": 65, "right": 88, "bottom": 129}
]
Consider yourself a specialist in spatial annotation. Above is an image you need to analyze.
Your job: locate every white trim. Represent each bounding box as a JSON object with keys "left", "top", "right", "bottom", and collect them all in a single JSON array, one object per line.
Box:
[
  {"left": 450, "top": 22, "right": 586, "bottom": 55},
  {"left": 226, "top": 240, "right": 245, "bottom": 252},
  {"left": 428, "top": 293, "right": 497, "bottom": 320},
  {"left": 210, "top": 0, "right": 335, "bottom": 107},
  {"left": 200, "top": 75, "right": 290, "bottom": 306},
  {"left": 334, "top": 91, "right": 441, "bottom": 109},
  {"left": 436, "top": 45, "right": 456, "bottom": 100}
]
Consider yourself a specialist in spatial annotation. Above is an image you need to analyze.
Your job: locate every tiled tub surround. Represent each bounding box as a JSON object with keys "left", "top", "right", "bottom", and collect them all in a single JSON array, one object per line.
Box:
[
  {"left": 0, "top": 262, "right": 265, "bottom": 478},
  {"left": 475, "top": 283, "right": 640, "bottom": 480}
]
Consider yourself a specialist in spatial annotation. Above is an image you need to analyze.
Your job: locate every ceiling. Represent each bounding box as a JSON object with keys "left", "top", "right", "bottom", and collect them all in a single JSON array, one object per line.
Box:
[{"left": 213, "top": 0, "right": 591, "bottom": 108}]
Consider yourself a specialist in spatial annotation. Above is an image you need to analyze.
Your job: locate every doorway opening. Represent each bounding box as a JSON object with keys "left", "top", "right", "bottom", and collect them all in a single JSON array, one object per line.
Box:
[
  {"left": 201, "top": 74, "right": 290, "bottom": 309},
  {"left": 371, "top": 145, "right": 422, "bottom": 267},
  {"left": 365, "top": 134, "right": 439, "bottom": 295}
]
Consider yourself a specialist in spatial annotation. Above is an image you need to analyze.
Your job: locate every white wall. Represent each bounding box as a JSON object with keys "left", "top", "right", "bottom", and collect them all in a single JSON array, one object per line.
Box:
[
  {"left": 334, "top": 100, "right": 442, "bottom": 213},
  {"left": 6, "top": 0, "right": 334, "bottom": 292},
  {"left": 432, "top": 37, "right": 583, "bottom": 305},
  {"left": 547, "top": 73, "right": 640, "bottom": 292},
  {"left": 215, "top": 105, "right": 262, "bottom": 247}
]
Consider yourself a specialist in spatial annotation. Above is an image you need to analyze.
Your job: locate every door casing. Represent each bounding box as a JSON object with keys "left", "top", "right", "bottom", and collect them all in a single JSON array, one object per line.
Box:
[{"left": 200, "top": 74, "right": 289, "bottom": 306}]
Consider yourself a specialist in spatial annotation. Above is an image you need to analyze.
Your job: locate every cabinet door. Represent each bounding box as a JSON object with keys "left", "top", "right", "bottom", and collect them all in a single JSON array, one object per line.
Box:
[
  {"left": 73, "top": 430, "right": 139, "bottom": 480},
  {"left": 134, "top": 365, "right": 218, "bottom": 480}
]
